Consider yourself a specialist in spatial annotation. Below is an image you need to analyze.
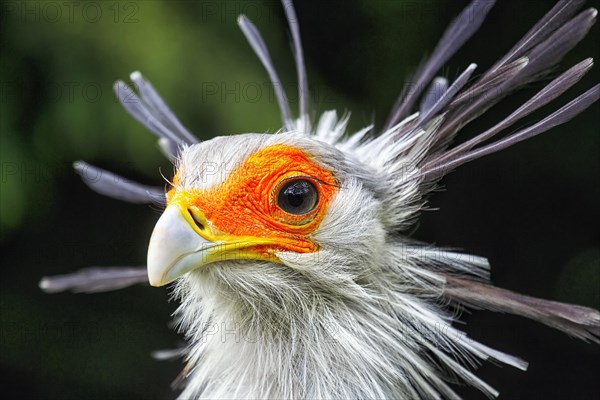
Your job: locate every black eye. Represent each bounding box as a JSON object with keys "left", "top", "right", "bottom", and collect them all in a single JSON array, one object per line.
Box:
[{"left": 277, "top": 179, "right": 319, "bottom": 215}]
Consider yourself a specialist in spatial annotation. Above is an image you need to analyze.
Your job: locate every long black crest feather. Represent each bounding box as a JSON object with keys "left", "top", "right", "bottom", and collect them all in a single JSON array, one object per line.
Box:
[
  {"left": 431, "top": 7, "right": 597, "bottom": 150},
  {"left": 238, "top": 15, "right": 294, "bottom": 130},
  {"left": 73, "top": 161, "right": 166, "bottom": 205},
  {"left": 489, "top": 0, "right": 586, "bottom": 74},
  {"left": 39, "top": 267, "right": 148, "bottom": 294},
  {"left": 281, "top": 0, "right": 309, "bottom": 119},
  {"left": 423, "top": 83, "right": 599, "bottom": 181},
  {"left": 114, "top": 73, "right": 197, "bottom": 146},
  {"left": 384, "top": 0, "right": 496, "bottom": 131},
  {"left": 444, "top": 276, "right": 600, "bottom": 343},
  {"left": 422, "top": 59, "right": 596, "bottom": 177}
]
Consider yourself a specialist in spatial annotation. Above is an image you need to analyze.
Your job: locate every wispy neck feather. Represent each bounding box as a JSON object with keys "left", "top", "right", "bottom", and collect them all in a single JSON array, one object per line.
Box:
[{"left": 173, "top": 244, "right": 526, "bottom": 399}]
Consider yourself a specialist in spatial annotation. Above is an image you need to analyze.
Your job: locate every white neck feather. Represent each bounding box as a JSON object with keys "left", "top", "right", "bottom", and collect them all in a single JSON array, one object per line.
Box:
[{"left": 173, "top": 244, "right": 525, "bottom": 399}]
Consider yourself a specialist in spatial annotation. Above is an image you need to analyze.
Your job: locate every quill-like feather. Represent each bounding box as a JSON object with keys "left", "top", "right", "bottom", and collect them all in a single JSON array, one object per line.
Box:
[
  {"left": 73, "top": 161, "right": 165, "bottom": 205},
  {"left": 39, "top": 267, "right": 148, "bottom": 293},
  {"left": 444, "top": 276, "right": 600, "bottom": 343}
]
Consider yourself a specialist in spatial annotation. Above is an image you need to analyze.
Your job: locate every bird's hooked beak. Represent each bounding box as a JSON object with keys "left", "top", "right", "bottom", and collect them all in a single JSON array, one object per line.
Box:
[
  {"left": 147, "top": 204, "right": 208, "bottom": 286},
  {"left": 147, "top": 203, "right": 278, "bottom": 287}
]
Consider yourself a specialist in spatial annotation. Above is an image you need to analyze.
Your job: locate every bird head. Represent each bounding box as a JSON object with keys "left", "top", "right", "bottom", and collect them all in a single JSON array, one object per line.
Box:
[{"left": 148, "top": 133, "right": 393, "bottom": 311}]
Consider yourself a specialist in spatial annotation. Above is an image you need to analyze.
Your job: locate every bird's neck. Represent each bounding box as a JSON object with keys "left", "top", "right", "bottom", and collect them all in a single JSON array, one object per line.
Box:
[
  {"left": 176, "top": 299, "right": 380, "bottom": 397},
  {"left": 172, "top": 258, "right": 437, "bottom": 399},
  {"left": 172, "top": 252, "right": 505, "bottom": 399}
]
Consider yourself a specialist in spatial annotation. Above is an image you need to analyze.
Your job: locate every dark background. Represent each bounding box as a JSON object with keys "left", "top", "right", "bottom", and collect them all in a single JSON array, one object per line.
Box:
[{"left": 1, "top": 0, "right": 599, "bottom": 398}]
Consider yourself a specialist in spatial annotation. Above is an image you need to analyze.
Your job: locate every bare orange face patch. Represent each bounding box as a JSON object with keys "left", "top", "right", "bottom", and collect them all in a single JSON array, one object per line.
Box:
[{"left": 167, "top": 144, "right": 338, "bottom": 258}]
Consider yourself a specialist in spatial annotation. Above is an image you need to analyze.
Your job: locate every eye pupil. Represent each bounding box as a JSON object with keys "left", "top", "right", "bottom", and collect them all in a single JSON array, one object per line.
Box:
[
  {"left": 287, "top": 192, "right": 305, "bottom": 208},
  {"left": 277, "top": 179, "right": 318, "bottom": 215}
]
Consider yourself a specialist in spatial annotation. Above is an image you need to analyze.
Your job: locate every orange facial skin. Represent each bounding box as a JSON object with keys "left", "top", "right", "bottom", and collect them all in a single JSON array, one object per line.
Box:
[{"left": 167, "top": 145, "right": 338, "bottom": 260}]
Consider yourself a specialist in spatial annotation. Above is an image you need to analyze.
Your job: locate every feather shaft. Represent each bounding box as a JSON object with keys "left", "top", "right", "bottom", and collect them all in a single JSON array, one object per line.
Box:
[
  {"left": 444, "top": 276, "right": 600, "bottom": 343},
  {"left": 73, "top": 161, "right": 165, "bottom": 205},
  {"left": 39, "top": 267, "right": 148, "bottom": 293}
]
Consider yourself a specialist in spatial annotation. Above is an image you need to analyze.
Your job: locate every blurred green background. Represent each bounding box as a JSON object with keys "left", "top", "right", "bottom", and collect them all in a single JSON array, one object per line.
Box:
[{"left": 1, "top": 0, "right": 598, "bottom": 398}]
